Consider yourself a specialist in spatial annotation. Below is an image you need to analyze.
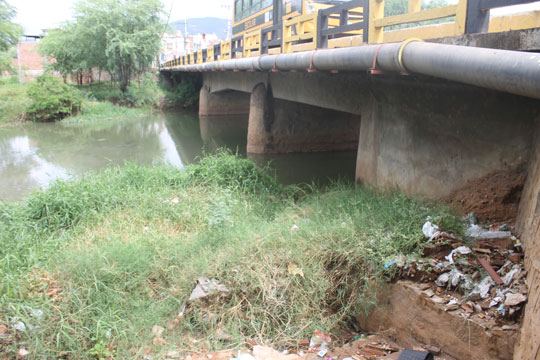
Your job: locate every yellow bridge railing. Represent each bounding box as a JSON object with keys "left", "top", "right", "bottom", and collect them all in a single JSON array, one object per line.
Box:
[{"left": 161, "top": 0, "right": 540, "bottom": 69}]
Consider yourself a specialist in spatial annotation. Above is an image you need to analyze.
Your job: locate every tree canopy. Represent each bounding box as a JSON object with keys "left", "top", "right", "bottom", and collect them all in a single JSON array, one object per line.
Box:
[
  {"left": 0, "top": 0, "right": 22, "bottom": 73},
  {"left": 40, "top": 0, "right": 164, "bottom": 92}
]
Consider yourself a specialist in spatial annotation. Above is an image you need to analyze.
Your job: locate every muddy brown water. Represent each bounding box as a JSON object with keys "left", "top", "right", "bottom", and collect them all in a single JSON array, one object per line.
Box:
[{"left": 0, "top": 109, "right": 356, "bottom": 201}]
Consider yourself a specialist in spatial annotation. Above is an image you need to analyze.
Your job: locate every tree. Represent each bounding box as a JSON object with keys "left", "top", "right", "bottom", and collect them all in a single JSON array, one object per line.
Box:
[
  {"left": 74, "top": 0, "right": 164, "bottom": 92},
  {"left": 39, "top": 26, "right": 85, "bottom": 82},
  {"left": 0, "top": 0, "right": 22, "bottom": 74},
  {"left": 39, "top": 0, "right": 163, "bottom": 92}
]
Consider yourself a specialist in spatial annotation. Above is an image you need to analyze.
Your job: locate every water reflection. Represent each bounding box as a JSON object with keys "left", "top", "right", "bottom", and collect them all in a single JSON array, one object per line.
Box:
[
  {"left": 0, "top": 112, "right": 194, "bottom": 201},
  {"left": 0, "top": 109, "right": 356, "bottom": 201}
]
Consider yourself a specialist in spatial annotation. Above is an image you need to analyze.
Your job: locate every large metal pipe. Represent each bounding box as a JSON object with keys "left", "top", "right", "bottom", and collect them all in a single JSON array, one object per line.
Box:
[{"left": 162, "top": 41, "right": 540, "bottom": 100}]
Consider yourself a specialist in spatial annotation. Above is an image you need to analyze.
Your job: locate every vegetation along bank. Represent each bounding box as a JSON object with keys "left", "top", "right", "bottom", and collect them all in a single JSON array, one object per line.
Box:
[{"left": 0, "top": 152, "right": 461, "bottom": 359}]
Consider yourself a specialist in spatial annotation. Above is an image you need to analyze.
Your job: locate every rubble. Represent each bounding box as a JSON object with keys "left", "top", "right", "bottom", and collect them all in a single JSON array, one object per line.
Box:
[
  {"left": 188, "top": 277, "right": 231, "bottom": 301},
  {"left": 389, "top": 214, "right": 528, "bottom": 327}
]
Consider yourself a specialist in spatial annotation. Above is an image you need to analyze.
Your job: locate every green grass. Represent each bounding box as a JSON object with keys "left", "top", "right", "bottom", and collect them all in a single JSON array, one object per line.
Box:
[
  {"left": 62, "top": 101, "right": 149, "bottom": 124},
  {"left": 0, "top": 79, "right": 29, "bottom": 125},
  {"left": 0, "top": 152, "right": 460, "bottom": 359}
]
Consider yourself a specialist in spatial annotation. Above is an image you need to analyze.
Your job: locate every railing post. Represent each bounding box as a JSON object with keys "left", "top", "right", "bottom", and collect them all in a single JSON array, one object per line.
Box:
[
  {"left": 318, "top": 11, "right": 328, "bottom": 49},
  {"left": 408, "top": 0, "right": 421, "bottom": 13},
  {"left": 368, "top": 0, "right": 384, "bottom": 44},
  {"left": 363, "top": 0, "right": 370, "bottom": 43},
  {"left": 454, "top": 0, "right": 469, "bottom": 35},
  {"left": 464, "top": 0, "right": 489, "bottom": 34}
]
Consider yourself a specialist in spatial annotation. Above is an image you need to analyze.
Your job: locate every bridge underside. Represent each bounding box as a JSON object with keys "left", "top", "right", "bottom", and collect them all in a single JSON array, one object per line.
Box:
[{"left": 200, "top": 70, "right": 539, "bottom": 199}]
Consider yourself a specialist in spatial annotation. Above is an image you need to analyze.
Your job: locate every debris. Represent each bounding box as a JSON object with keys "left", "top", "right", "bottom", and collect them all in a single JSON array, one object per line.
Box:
[
  {"left": 445, "top": 246, "right": 472, "bottom": 264},
  {"left": 462, "top": 212, "right": 478, "bottom": 226},
  {"left": 508, "top": 253, "right": 523, "bottom": 263},
  {"left": 11, "top": 321, "right": 25, "bottom": 332},
  {"left": 230, "top": 353, "right": 256, "bottom": 360},
  {"left": 425, "top": 345, "right": 441, "bottom": 355},
  {"left": 489, "top": 297, "right": 503, "bottom": 308},
  {"left": 252, "top": 346, "right": 300, "bottom": 359},
  {"left": 287, "top": 263, "right": 304, "bottom": 278},
  {"left": 171, "top": 197, "right": 179, "bottom": 204},
  {"left": 189, "top": 277, "right": 231, "bottom": 301},
  {"left": 464, "top": 224, "right": 511, "bottom": 239},
  {"left": 308, "top": 330, "right": 331, "bottom": 354},
  {"left": 478, "top": 258, "right": 503, "bottom": 285},
  {"left": 502, "top": 267, "right": 520, "bottom": 286},
  {"left": 17, "top": 348, "right": 29, "bottom": 359},
  {"left": 397, "top": 349, "right": 434, "bottom": 360},
  {"left": 30, "top": 309, "right": 44, "bottom": 320},
  {"left": 151, "top": 325, "right": 166, "bottom": 346},
  {"left": 290, "top": 224, "right": 299, "bottom": 232},
  {"left": 422, "top": 221, "right": 440, "bottom": 241},
  {"left": 505, "top": 293, "right": 527, "bottom": 306}
]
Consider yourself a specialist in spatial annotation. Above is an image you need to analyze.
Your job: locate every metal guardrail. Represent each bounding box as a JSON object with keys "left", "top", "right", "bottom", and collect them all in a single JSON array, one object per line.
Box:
[
  {"left": 160, "top": 0, "right": 540, "bottom": 69},
  {"left": 261, "top": 24, "right": 282, "bottom": 54},
  {"left": 318, "top": 0, "right": 368, "bottom": 48}
]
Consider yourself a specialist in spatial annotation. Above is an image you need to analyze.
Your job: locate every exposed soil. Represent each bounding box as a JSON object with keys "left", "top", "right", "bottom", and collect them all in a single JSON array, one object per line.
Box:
[{"left": 446, "top": 168, "right": 527, "bottom": 224}]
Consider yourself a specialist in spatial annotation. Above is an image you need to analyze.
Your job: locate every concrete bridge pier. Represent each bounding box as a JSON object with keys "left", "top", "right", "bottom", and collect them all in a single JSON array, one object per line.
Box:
[
  {"left": 199, "top": 85, "right": 251, "bottom": 117},
  {"left": 247, "top": 82, "right": 361, "bottom": 154}
]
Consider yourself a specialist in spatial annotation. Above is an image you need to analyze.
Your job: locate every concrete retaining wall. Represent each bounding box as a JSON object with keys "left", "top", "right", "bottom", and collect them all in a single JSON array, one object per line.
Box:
[{"left": 515, "top": 120, "right": 540, "bottom": 360}]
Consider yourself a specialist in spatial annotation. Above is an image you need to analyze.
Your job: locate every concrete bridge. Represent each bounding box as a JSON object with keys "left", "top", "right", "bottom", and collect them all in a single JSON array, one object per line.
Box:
[{"left": 160, "top": 0, "right": 540, "bottom": 358}]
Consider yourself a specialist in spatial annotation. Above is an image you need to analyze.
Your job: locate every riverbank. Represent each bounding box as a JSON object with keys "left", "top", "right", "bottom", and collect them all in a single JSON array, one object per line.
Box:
[
  {"left": 0, "top": 80, "right": 155, "bottom": 126},
  {"left": 0, "top": 152, "right": 460, "bottom": 359}
]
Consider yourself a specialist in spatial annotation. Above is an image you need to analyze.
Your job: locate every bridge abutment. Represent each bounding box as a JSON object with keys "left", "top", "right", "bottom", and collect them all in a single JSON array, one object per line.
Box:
[
  {"left": 246, "top": 83, "right": 361, "bottom": 154},
  {"left": 355, "top": 76, "right": 538, "bottom": 198}
]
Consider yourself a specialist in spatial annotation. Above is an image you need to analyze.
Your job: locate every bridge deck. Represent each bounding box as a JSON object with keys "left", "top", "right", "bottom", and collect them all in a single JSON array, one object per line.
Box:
[{"left": 161, "top": 0, "right": 540, "bottom": 71}]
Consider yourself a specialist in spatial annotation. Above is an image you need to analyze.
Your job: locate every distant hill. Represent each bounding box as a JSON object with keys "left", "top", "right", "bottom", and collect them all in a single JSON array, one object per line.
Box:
[{"left": 170, "top": 17, "right": 229, "bottom": 39}]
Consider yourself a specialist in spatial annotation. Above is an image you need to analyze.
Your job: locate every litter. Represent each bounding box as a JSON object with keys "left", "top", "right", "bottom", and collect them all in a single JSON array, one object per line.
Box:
[
  {"left": 504, "top": 292, "right": 527, "bottom": 306},
  {"left": 188, "top": 277, "right": 231, "bottom": 301},
  {"left": 445, "top": 246, "right": 471, "bottom": 264},
  {"left": 422, "top": 221, "right": 440, "bottom": 241},
  {"left": 397, "top": 349, "right": 434, "bottom": 360},
  {"left": 502, "top": 267, "right": 520, "bottom": 286},
  {"left": 308, "top": 330, "right": 331, "bottom": 354}
]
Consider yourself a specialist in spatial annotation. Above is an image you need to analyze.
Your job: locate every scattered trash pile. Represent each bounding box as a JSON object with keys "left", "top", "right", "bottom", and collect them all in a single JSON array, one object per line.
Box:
[
  {"left": 179, "top": 335, "right": 438, "bottom": 360},
  {"left": 386, "top": 213, "right": 528, "bottom": 325}
]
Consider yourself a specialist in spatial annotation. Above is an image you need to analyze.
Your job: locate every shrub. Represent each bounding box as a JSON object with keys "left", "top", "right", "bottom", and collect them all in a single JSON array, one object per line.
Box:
[
  {"left": 26, "top": 74, "right": 82, "bottom": 122},
  {"left": 161, "top": 72, "right": 202, "bottom": 107},
  {"left": 125, "top": 73, "right": 160, "bottom": 107}
]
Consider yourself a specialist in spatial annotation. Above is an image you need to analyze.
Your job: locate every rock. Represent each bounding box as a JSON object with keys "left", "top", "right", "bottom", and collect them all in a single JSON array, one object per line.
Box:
[
  {"left": 188, "top": 277, "right": 231, "bottom": 301},
  {"left": 12, "top": 321, "right": 25, "bottom": 332},
  {"left": 505, "top": 293, "right": 527, "bottom": 306},
  {"left": 17, "top": 348, "right": 29, "bottom": 359},
  {"left": 425, "top": 345, "right": 441, "bottom": 355}
]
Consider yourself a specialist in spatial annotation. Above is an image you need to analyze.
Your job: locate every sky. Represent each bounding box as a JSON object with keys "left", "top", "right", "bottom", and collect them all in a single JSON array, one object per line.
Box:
[
  {"left": 12, "top": 0, "right": 540, "bottom": 35},
  {"left": 13, "top": 0, "right": 233, "bottom": 35}
]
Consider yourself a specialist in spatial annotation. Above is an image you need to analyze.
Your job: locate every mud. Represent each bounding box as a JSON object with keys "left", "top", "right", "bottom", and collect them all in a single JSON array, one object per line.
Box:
[{"left": 446, "top": 168, "right": 527, "bottom": 224}]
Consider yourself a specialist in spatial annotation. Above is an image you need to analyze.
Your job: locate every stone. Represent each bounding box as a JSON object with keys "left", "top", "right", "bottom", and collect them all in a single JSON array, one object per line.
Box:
[{"left": 504, "top": 293, "right": 527, "bottom": 306}]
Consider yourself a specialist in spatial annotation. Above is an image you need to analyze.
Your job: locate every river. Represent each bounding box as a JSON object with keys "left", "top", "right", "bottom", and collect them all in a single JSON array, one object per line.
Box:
[{"left": 0, "top": 109, "right": 356, "bottom": 201}]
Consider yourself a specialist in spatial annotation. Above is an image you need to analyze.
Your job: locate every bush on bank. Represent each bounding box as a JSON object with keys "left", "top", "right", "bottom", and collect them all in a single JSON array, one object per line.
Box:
[
  {"left": 25, "top": 74, "right": 82, "bottom": 122},
  {"left": 0, "top": 152, "right": 460, "bottom": 358}
]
